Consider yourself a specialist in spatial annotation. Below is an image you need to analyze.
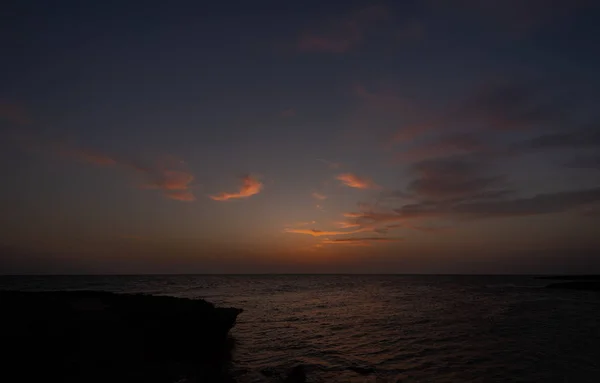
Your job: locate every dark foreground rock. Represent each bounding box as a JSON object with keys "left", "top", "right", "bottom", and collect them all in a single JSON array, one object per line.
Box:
[
  {"left": 349, "top": 365, "right": 376, "bottom": 375},
  {"left": 0, "top": 290, "right": 242, "bottom": 383},
  {"left": 545, "top": 281, "right": 600, "bottom": 291},
  {"left": 283, "top": 365, "right": 307, "bottom": 383}
]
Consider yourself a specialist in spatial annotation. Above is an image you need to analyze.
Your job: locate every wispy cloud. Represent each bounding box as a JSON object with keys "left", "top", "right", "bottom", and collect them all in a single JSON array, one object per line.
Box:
[
  {"left": 335, "top": 221, "right": 360, "bottom": 228},
  {"left": 210, "top": 175, "right": 263, "bottom": 201},
  {"left": 57, "top": 146, "right": 118, "bottom": 166},
  {"left": 123, "top": 157, "right": 197, "bottom": 202},
  {"left": 321, "top": 237, "right": 402, "bottom": 246},
  {"left": 286, "top": 221, "right": 317, "bottom": 227},
  {"left": 284, "top": 228, "right": 358, "bottom": 237},
  {"left": 298, "top": 5, "right": 390, "bottom": 53},
  {"left": 337, "top": 173, "right": 379, "bottom": 189},
  {"left": 43, "top": 140, "right": 197, "bottom": 202},
  {"left": 162, "top": 189, "right": 196, "bottom": 202},
  {"left": 312, "top": 192, "right": 327, "bottom": 200}
]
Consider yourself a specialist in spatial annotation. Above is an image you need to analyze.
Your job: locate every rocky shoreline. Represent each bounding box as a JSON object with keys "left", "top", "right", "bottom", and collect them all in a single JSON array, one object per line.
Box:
[{"left": 1, "top": 290, "right": 242, "bottom": 383}]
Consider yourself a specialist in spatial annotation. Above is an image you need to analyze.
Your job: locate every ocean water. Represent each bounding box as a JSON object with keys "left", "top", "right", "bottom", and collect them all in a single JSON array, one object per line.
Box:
[{"left": 1, "top": 275, "right": 599, "bottom": 382}]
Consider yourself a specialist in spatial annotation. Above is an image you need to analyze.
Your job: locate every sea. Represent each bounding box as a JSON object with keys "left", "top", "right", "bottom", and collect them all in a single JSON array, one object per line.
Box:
[{"left": 1, "top": 275, "right": 599, "bottom": 382}]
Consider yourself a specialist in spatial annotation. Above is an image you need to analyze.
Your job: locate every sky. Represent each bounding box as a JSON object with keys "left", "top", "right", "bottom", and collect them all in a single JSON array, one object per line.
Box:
[{"left": 1, "top": 0, "right": 600, "bottom": 274}]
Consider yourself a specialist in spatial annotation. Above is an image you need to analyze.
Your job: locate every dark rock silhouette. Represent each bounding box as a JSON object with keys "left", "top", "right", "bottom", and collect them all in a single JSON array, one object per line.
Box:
[
  {"left": 537, "top": 275, "right": 600, "bottom": 291},
  {"left": 537, "top": 275, "right": 600, "bottom": 281},
  {"left": 261, "top": 367, "right": 276, "bottom": 377},
  {"left": 349, "top": 365, "right": 376, "bottom": 375},
  {"left": 545, "top": 281, "right": 600, "bottom": 291},
  {"left": 0, "top": 290, "right": 242, "bottom": 383},
  {"left": 283, "top": 365, "right": 307, "bottom": 383}
]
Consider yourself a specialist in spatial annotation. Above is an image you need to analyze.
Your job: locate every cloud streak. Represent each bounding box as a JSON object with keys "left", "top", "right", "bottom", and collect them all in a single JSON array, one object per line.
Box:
[
  {"left": 44, "top": 141, "right": 197, "bottom": 202},
  {"left": 58, "top": 146, "right": 118, "bottom": 166},
  {"left": 321, "top": 237, "right": 402, "bottom": 246},
  {"left": 337, "top": 173, "right": 379, "bottom": 189},
  {"left": 284, "top": 228, "right": 358, "bottom": 237},
  {"left": 312, "top": 192, "right": 327, "bottom": 200},
  {"left": 210, "top": 175, "right": 263, "bottom": 201}
]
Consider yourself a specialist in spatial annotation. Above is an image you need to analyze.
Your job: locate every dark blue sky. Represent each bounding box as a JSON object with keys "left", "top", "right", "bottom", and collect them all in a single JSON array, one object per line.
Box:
[{"left": 1, "top": 0, "right": 599, "bottom": 274}]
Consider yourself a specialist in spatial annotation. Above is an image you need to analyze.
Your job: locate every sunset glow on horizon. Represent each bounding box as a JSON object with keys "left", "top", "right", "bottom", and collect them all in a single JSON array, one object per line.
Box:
[{"left": 1, "top": 0, "right": 599, "bottom": 274}]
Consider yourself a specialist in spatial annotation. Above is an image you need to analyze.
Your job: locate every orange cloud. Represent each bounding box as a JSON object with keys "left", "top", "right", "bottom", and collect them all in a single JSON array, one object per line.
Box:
[
  {"left": 336, "top": 173, "right": 379, "bottom": 189},
  {"left": 144, "top": 169, "right": 193, "bottom": 191},
  {"left": 343, "top": 212, "right": 364, "bottom": 218},
  {"left": 54, "top": 143, "right": 196, "bottom": 202},
  {"left": 284, "top": 224, "right": 381, "bottom": 237},
  {"left": 286, "top": 221, "right": 317, "bottom": 227},
  {"left": 321, "top": 237, "right": 402, "bottom": 246},
  {"left": 210, "top": 175, "right": 263, "bottom": 201},
  {"left": 335, "top": 221, "right": 360, "bottom": 228},
  {"left": 132, "top": 157, "right": 197, "bottom": 202},
  {"left": 284, "top": 228, "right": 356, "bottom": 237},
  {"left": 164, "top": 190, "right": 196, "bottom": 202},
  {"left": 312, "top": 192, "right": 327, "bottom": 200}
]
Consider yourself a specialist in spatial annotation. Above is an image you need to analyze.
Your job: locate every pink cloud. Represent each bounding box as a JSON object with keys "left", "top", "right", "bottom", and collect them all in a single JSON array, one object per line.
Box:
[
  {"left": 312, "top": 192, "right": 327, "bottom": 200},
  {"left": 164, "top": 190, "right": 196, "bottom": 202},
  {"left": 336, "top": 173, "right": 379, "bottom": 189},
  {"left": 131, "top": 157, "right": 197, "bottom": 202},
  {"left": 210, "top": 175, "right": 263, "bottom": 201}
]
